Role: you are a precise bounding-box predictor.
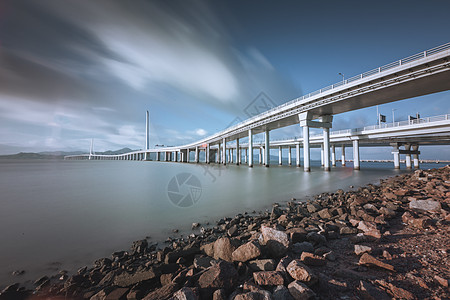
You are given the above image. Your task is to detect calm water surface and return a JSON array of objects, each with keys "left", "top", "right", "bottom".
[{"left": 0, "top": 159, "right": 447, "bottom": 287}]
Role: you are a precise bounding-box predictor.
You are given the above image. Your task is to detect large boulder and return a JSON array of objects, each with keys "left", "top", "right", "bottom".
[
  {"left": 288, "top": 281, "right": 316, "bottom": 299},
  {"left": 286, "top": 260, "right": 317, "bottom": 284},
  {"left": 261, "top": 225, "right": 290, "bottom": 257},
  {"left": 409, "top": 199, "right": 442, "bottom": 212},
  {"left": 214, "top": 237, "right": 238, "bottom": 262},
  {"left": 232, "top": 241, "right": 261, "bottom": 262},
  {"left": 198, "top": 261, "right": 238, "bottom": 297}
]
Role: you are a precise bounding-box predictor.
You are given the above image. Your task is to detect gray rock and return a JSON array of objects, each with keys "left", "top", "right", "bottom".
[
  {"left": 292, "top": 242, "right": 314, "bottom": 255},
  {"left": 409, "top": 199, "right": 442, "bottom": 212}
]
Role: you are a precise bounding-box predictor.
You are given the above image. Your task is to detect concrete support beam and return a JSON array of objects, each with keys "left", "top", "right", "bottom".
[
  {"left": 352, "top": 140, "right": 360, "bottom": 170},
  {"left": 230, "top": 148, "right": 234, "bottom": 163},
  {"left": 392, "top": 144, "right": 400, "bottom": 169},
  {"left": 259, "top": 148, "right": 262, "bottom": 164},
  {"left": 288, "top": 146, "right": 292, "bottom": 165},
  {"left": 320, "top": 144, "right": 324, "bottom": 166},
  {"left": 303, "top": 126, "right": 310, "bottom": 172},
  {"left": 412, "top": 145, "right": 419, "bottom": 168},
  {"left": 296, "top": 144, "right": 300, "bottom": 167},
  {"left": 236, "top": 139, "right": 240, "bottom": 165},
  {"left": 222, "top": 138, "right": 226, "bottom": 165},
  {"left": 195, "top": 146, "right": 199, "bottom": 163},
  {"left": 248, "top": 129, "right": 253, "bottom": 167},
  {"left": 279, "top": 146, "right": 282, "bottom": 165},
  {"left": 265, "top": 130, "right": 270, "bottom": 167},
  {"left": 331, "top": 144, "right": 336, "bottom": 167},
  {"left": 206, "top": 144, "right": 210, "bottom": 163},
  {"left": 405, "top": 144, "right": 412, "bottom": 169},
  {"left": 341, "top": 145, "right": 346, "bottom": 166},
  {"left": 245, "top": 148, "right": 248, "bottom": 164},
  {"left": 323, "top": 127, "right": 330, "bottom": 171}
]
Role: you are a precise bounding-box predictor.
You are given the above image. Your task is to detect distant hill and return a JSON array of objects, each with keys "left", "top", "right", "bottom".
[{"left": 0, "top": 148, "right": 139, "bottom": 159}]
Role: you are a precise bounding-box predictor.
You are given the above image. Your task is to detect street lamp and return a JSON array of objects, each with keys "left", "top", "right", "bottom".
[{"left": 338, "top": 73, "right": 345, "bottom": 84}]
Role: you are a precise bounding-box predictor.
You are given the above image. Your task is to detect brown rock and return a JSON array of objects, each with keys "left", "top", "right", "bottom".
[
  {"left": 232, "top": 241, "right": 261, "bottom": 262},
  {"left": 143, "top": 283, "right": 179, "bottom": 300},
  {"left": 261, "top": 225, "right": 290, "bottom": 257},
  {"left": 213, "top": 237, "right": 237, "bottom": 262},
  {"left": 201, "top": 242, "right": 215, "bottom": 257},
  {"left": 248, "top": 259, "right": 276, "bottom": 271},
  {"left": 212, "top": 289, "right": 227, "bottom": 300},
  {"left": 114, "top": 268, "right": 158, "bottom": 287},
  {"left": 409, "top": 199, "right": 442, "bottom": 212},
  {"left": 173, "top": 287, "right": 198, "bottom": 300},
  {"left": 318, "top": 208, "right": 332, "bottom": 219},
  {"left": 300, "top": 252, "right": 326, "bottom": 266},
  {"left": 357, "top": 221, "right": 381, "bottom": 239},
  {"left": 253, "top": 271, "right": 284, "bottom": 286},
  {"left": 105, "top": 288, "right": 129, "bottom": 300},
  {"left": 357, "top": 280, "right": 390, "bottom": 300},
  {"left": 287, "top": 228, "right": 308, "bottom": 243},
  {"left": 382, "top": 282, "right": 414, "bottom": 300},
  {"left": 287, "top": 281, "right": 316, "bottom": 299},
  {"left": 286, "top": 260, "right": 317, "bottom": 284},
  {"left": 198, "top": 261, "right": 237, "bottom": 296},
  {"left": 359, "top": 253, "right": 395, "bottom": 272},
  {"left": 434, "top": 275, "right": 449, "bottom": 287},
  {"left": 354, "top": 245, "right": 372, "bottom": 256}
]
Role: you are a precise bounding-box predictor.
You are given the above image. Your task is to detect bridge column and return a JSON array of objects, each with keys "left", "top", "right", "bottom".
[
  {"left": 156, "top": 152, "right": 160, "bottom": 161},
  {"left": 331, "top": 144, "right": 336, "bottom": 167},
  {"left": 391, "top": 144, "right": 400, "bottom": 169},
  {"left": 195, "top": 147, "right": 199, "bottom": 163},
  {"left": 296, "top": 143, "right": 301, "bottom": 167},
  {"left": 405, "top": 144, "right": 412, "bottom": 169},
  {"left": 352, "top": 139, "right": 360, "bottom": 170},
  {"left": 265, "top": 130, "right": 270, "bottom": 167},
  {"left": 279, "top": 146, "right": 282, "bottom": 165},
  {"left": 259, "top": 148, "right": 262, "bottom": 164},
  {"left": 303, "top": 126, "right": 310, "bottom": 172},
  {"left": 245, "top": 148, "right": 248, "bottom": 164},
  {"left": 412, "top": 145, "right": 420, "bottom": 168},
  {"left": 222, "top": 138, "right": 226, "bottom": 165},
  {"left": 230, "top": 148, "right": 233, "bottom": 163},
  {"left": 323, "top": 127, "right": 330, "bottom": 171},
  {"left": 288, "top": 146, "right": 292, "bottom": 165},
  {"left": 248, "top": 129, "right": 253, "bottom": 167},
  {"left": 174, "top": 151, "right": 178, "bottom": 162},
  {"left": 206, "top": 144, "right": 210, "bottom": 163},
  {"left": 320, "top": 144, "right": 324, "bottom": 166},
  {"left": 236, "top": 139, "right": 240, "bottom": 165},
  {"left": 341, "top": 145, "right": 346, "bottom": 166},
  {"left": 217, "top": 144, "right": 220, "bottom": 163}
]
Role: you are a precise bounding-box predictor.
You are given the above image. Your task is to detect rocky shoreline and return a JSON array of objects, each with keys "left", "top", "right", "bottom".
[{"left": 1, "top": 166, "right": 449, "bottom": 300}]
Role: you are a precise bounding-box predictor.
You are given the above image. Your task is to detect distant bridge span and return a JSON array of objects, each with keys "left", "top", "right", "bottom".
[{"left": 66, "top": 43, "right": 450, "bottom": 170}]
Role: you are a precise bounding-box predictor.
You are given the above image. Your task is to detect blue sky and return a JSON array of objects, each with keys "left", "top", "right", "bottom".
[{"left": 0, "top": 0, "right": 449, "bottom": 157}]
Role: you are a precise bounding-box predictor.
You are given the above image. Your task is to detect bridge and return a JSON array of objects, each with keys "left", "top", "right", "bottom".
[{"left": 65, "top": 43, "right": 450, "bottom": 170}]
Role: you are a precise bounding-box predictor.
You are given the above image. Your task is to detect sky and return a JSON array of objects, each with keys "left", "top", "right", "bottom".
[{"left": 0, "top": 0, "right": 449, "bottom": 157}]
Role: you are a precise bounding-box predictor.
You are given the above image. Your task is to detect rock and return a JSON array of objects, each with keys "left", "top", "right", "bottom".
[
  {"left": 194, "top": 256, "right": 213, "bottom": 269},
  {"left": 213, "top": 237, "right": 237, "bottom": 262},
  {"left": 434, "top": 275, "right": 449, "bottom": 287},
  {"left": 318, "top": 208, "right": 332, "bottom": 219},
  {"left": 130, "top": 239, "right": 148, "bottom": 255},
  {"left": 287, "top": 281, "right": 316, "bottom": 299},
  {"left": 228, "top": 225, "right": 239, "bottom": 237},
  {"left": 173, "top": 287, "right": 199, "bottom": 300},
  {"left": 143, "top": 283, "right": 179, "bottom": 300},
  {"left": 324, "top": 251, "right": 336, "bottom": 261},
  {"left": 291, "top": 242, "right": 314, "bottom": 255},
  {"left": 275, "top": 256, "right": 293, "bottom": 275},
  {"left": 409, "top": 199, "right": 442, "bottom": 212},
  {"left": 271, "top": 206, "right": 283, "bottom": 219},
  {"left": 286, "top": 260, "right": 317, "bottom": 284},
  {"left": 354, "top": 245, "right": 372, "bottom": 256},
  {"left": 305, "top": 232, "right": 326, "bottom": 246},
  {"left": 234, "top": 291, "right": 271, "bottom": 300},
  {"left": 192, "top": 222, "right": 200, "bottom": 229},
  {"left": 379, "top": 281, "right": 415, "bottom": 300},
  {"left": 359, "top": 253, "right": 395, "bottom": 272},
  {"left": 198, "top": 261, "right": 237, "bottom": 297},
  {"left": 201, "top": 242, "right": 215, "bottom": 257},
  {"left": 11, "top": 270, "right": 25, "bottom": 276},
  {"left": 253, "top": 271, "right": 284, "bottom": 286},
  {"left": 105, "top": 287, "right": 129, "bottom": 300},
  {"left": 232, "top": 241, "right": 261, "bottom": 262},
  {"left": 357, "top": 221, "right": 381, "bottom": 239},
  {"left": 114, "top": 268, "right": 158, "bottom": 287},
  {"left": 340, "top": 226, "right": 358, "bottom": 235},
  {"left": 160, "top": 273, "right": 174, "bottom": 286},
  {"left": 212, "top": 289, "right": 227, "bottom": 300},
  {"left": 300, "top": 252, "right": 326, "bottom": 266},
  {"left": 261, "top": 225, "right": 290, "bottom": 257},
  {"left": 357, "top": 280, "right": 390, "bottom": 300},
  {"left": 287, "top": 228, "right": 308, "bottom": 243},
  {"left": 248, "top": 259, "right": 276, "bottom": 271},
  {"left": 165, "top": 246, "right": 200, "bottom": 264},
  {"left": 273, "top": 285, "right": 294, "bottom": 300}
]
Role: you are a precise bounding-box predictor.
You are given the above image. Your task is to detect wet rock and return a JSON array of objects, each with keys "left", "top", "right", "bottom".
[
  {"left": 248, "top": 259, "right": 276, "bottom": 271},
  {"left": 273, "top": 285, "right": 294, "bottom": 300},
  {"left": 300, "top": 252, "right": 326, "bottom": 266},
  {"left": 173, "top": 287, "right": 199, "bottom": 300},
  {"left": 291, "top": 242, "right": 314, "bottom": 255},
  {"left": 354, "top": 245, "right": 372, "bottom": 256},
  {"left": 192, "top": 222, "right": 200, "bottom": 229},
  {"left": 143, "top": 283, "right": 179, "bottom": 300},
  {"left": 359, "top": 253, "right": 395, "bottom": 272},
  {"left": 130, "top": 239, "right": 148, "bottom": 255},
  {"left": 198, "top": 261, "right": 237, "bottom": 297},
  {"left": 114, "top": 268, "right": 158, "bottom": 287},
  {"left": 287, "top": 281, "right": 316, "bottom": 299},
  {"left": 357, "top": 280, "right": 390, "bottom": 300},
  {"left": 213, "top": 237, "right": 237, "bottom": 262},
  {"left": 11, "top": 270, "right": 25, "bottom": 276},
  {"left": 286, "top": 260, "right": 317, "bottom": 284},
  {"left": 253, "top": 271, "right": 284, "bottom": 286},
  {"left": 165, "top": 245, "right": 200, "bottom": 264},
  {"left": 228, "top": 225, "right": 239, "bottom": 237},
  {"left": 212, "top": 289, "right": 227, "bottom": 300},
  {"left": 409, "top": 199, "right": 442, "bottom": 212},
  {"left": 232, "top": 241, "right": 261, "bottom": 262}
]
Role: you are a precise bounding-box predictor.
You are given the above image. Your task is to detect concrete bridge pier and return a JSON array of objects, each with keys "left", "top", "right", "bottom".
[
  {"left": 352, "top": 139, "right": 360, "bottom": 170},
  {"left": 279, "top": 146, "right": 282, "bottom": 165},
  {"left": 296, "top": 143, "right": 301, "bottom": 167},
  {"left": 230, "top": 148, "right": 234, "bottom": 163},
  {"left": 391, "top": 143, "right": 400, "bottom": 169},
  {"left": 236, "top": 139, "right": 240, "bottom": 165},
  {"left": 288, "top": 146, "right": 292, "bottom": 165},
  {"left": 245, "top": 148, "right": 248, "bottom": 164},
  {"left": 320, "top": 144, "right": 324, "bottom": 166},
  {"left": 331, "top": 145, "right": 336, "bottom": 167},
  {"left": 195, "top": 147, "right": 199, "bottom": 163},
  {"left": 341, "top": 145, "right": 346, "bottom": 166},
  {"left": 248, "top": 129, "right": 253, "bottom": 167},
  {"left": 323, "top": 126, "right": 331, "bottom": 171},
  {"left": 303, "top": 126, "right": 310, "bottom": 172},
  {"left": 180, "top": 149, "right": 187, "bottom": 162},
  {"left": 405, "top": 144, "right": 412, "bottom": 169},
  {"left": 156, "top": 152, "right": 160, "bottom": 161},
  {"left": 259, "top": 148, "right": 262, "bottom": 164},
  {"left": 412, "top": 145, "right": 420, "bottom": 168},
  {"left": 265, "top": 130, "right": 270, "bottom": 167},
  {"left": 222, "top": 138, "right": 227, "bottom": 165}
]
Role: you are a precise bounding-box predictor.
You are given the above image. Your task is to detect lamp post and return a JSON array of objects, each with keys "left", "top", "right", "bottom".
[{"left": 338, "top": 72, "right": 345, "bottom": 84}]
